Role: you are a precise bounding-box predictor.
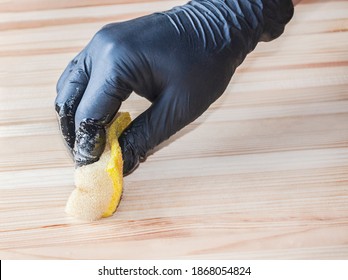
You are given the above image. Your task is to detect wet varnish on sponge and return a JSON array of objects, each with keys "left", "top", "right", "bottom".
[{"left": 65, "top": 112, "right": 131, "bottom": 221}]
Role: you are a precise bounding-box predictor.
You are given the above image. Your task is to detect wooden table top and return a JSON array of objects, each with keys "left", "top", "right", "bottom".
[{"left": 0, "top": 0, "right": 347, "bottom": 259}]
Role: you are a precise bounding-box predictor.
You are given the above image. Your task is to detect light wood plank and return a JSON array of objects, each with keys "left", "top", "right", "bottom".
[{"left": 0, "top": 0, "right": 347, "bottom": 259}]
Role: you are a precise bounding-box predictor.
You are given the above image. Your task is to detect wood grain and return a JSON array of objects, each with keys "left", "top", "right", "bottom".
[{"left": 0, "top": 0, "right": 347, "bottom": 259}]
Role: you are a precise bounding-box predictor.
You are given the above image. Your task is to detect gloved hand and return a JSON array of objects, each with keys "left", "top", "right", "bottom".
[{"left": 55, "top": 0, "right": 294, "bottom": 175}]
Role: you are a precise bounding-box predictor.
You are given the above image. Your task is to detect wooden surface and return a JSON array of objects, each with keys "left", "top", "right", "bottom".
[{"left": 0, "top": 0, "right": 348, "bottom": 260}]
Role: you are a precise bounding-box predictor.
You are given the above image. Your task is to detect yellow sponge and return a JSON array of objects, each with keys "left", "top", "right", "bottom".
[{"left": 65, "top": 112, "right": 131, "bottom": 221}]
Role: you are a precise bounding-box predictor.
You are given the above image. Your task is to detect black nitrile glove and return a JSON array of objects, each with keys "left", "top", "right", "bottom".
[{"left": 55, "top": 0, "right": 294, "bottom": 175}]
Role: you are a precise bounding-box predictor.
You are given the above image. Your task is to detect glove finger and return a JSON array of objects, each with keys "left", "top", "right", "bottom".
[
  {"left": 119, "top": 87, "right": 205, "bottom": 175},
  {"left": 55, "top": 68, "right": 88, "bottom": 154},
  {"left": 74, "top": 72, "right": 132, "bottom": 166},
  {"left": 56, "top": 53, "right": 81, "bottom": 94}
]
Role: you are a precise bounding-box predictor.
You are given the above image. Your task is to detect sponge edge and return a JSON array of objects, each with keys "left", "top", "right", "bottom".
[
  {"left": 65, "top": 112, "right": 131, "bottom": 221},
  {"left": 103, "top": 112, "right": 131, "bottom": 217},
  {"left": 65, "top": 152, "right": 113, "bottom": 221}
]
